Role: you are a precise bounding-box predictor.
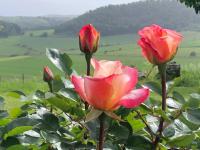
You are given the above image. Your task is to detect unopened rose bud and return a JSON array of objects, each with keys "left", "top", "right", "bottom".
[
  {"left": 43, "top": 66, "right": 54, "bottom": 82},
  {"left": 79, "top": 24, "right": 100, "bottom": 54}
]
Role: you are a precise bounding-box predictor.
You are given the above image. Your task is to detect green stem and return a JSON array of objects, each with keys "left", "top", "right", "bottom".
[
  {"left": 48, "top": 81, "right": 53, "bottom": 113},
  {"left": 153, "top": 64, "right": 167, "bottom": 149},
  {"left": 84, "top": 53, "right": 92, "bottom": 110},
  {"left": 97, "top": 113, "right": 105, "bottom": 150},
  {"left": 85, "top": 53, "right": 92, "bottom": 76}
]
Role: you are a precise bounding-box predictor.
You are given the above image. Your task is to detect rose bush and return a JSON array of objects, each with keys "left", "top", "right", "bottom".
[{"left": 1, "top": 24, "right": 200, "bottom": 150}]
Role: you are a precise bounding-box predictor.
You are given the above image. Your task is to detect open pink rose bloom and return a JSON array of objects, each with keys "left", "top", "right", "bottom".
[{"left": 71, "top": 58, "right": 149, "bottom": 111}]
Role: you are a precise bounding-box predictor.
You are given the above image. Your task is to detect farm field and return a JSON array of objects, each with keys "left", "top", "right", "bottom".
[{"left": 0, "top": 30, "right": 200, "bottom": 94}]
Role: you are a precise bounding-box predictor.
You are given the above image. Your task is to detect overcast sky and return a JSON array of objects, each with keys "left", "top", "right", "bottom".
[{"left": 0, "top": 0, "right": 139, "bottom": 16}]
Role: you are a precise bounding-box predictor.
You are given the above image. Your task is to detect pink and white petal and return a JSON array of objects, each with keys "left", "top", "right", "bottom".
[
  {"left": 114, "top": 66, "right": 138, "bottom": 95},
  {"left": 105, "top": 67, "right": 138, "bottom": 109},
  {"left": 91, "top": 58, "right": 123, "bottom": 77},
  {"left": 71, "top": 75, "right": 87, "bottom": 101},
  {"left": 138, "top": 38, "right": 157, "bottom": 64},
  {"left": 119, "top": 88, "right": 150, "bottom": 108},
  {"left": 84, "top": 75, "right": 115, "bottom": 110}
]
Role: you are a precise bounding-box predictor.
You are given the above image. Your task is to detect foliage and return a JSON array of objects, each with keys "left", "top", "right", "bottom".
[
  {"left": 178, "top": 0, "right": 200, "bottom": 13},
  {"left": 0, "top": 21, "right": 23, "bottom": 38},
  {"left": 0, "top": 47, "right": 200, "bottom": 149}
]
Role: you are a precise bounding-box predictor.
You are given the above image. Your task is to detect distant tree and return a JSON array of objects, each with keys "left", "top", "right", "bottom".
[
  {"left": 178, "top": 0, "right": 200, "bottom": 13},
  {"left": 0, "top": 21, "right": 23, "bottom": 38},
  {"left": 29, "top": 33, "right": 34, "bottom": 37},
  {"left": 40, "top": 32, "right": 48, "bottom": 38}
]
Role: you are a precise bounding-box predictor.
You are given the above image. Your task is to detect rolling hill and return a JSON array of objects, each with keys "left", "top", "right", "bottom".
[
  {"left": 55, "top": 0, "right": 200, "bottom": 36},
  {"left": 0, "top": 15, "right": 75, "bottom": 31}
]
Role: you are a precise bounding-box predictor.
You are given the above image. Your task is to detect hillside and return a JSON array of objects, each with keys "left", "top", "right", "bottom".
[
  {"left": 0, "top": 21, "right": 23, "bottom": 37},
  {"left": 0, "top": 15, "right": 75, "bottom": 31},
  {"left": 55, "top": 0, "right": 200, "bottom": 36}
]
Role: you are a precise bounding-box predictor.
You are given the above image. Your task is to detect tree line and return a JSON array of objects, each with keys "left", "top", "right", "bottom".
[
  {"left": 0, "top": 21, "right": 23, "bottom": 38},
  {"left": 55, "top": 0, "right": 200, "bottom": 36}
]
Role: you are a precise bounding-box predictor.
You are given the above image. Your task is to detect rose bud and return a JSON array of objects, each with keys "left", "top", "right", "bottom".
[
  {"left": 138, "top": 24, "right": 182, "bottom": 65},
  {"left": 43, "top": 66, "right": 54, "bottom": 82},
  {"left": 79, "top": 24, "right": 100, "bottom": 54}
]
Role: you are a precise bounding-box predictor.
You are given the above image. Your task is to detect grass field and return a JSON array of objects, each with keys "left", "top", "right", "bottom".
[{"left": 0, "top": 29, "right": 200, "bottom": 94}]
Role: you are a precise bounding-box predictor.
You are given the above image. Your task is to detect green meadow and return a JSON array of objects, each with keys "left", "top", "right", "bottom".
[{"left": 0, "top": 30, "right": 200, "bottom": 94}]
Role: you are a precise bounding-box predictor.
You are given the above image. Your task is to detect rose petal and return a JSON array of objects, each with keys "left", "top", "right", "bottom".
[
  {"left": 71, "top": 75, "right": 87, "bottom": 101},
  {"left": 91, "top": 58, "right": 123, "bottom": 77},
  {"left": 84, "top": 66, "right": 138, "bottom": 110},
  {"left": 84, "top": 75, "right": 115, "bottom": 110},
  {"left": 138, "top": 38, "right": 161, "bottom": 64},
  {"left": 79, "top": 24, "right": 100, "bottom": 53},
  {"left": 119, "top": 88, "right": 150, "bottom": 108}
]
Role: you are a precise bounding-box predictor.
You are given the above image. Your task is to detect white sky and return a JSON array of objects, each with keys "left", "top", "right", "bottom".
[{"left": 0, "top": 0, "right": 139, "bottom": 16}]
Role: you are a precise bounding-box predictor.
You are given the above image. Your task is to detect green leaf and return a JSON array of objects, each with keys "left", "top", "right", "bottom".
[
  {"left": 158, "top": 143, "right": 168, "bottom": 150},
  {"left": 153, "top": 108, "right": 170, "bottom": 122},
  {"left": 1, "top": 137, "right": 20, "bottom": 148},
  {"left": 46, "top": 94, "right": 84, "bottom": 118},
  {"left": 166, "top": 98, "right": 181, "bottom": 109},
  {"left": 172, "top": 91, "right": 185, "bottom": 103},
  {"left": 143, "top": 81, "right": 162, "bottom": 96},
  {"left": 7, "top": 145, "right": 27, "bottom": 150},
  {"left": 46, "top": 48, "right": 73, "bottom": 75},
  {"left": 174, "top": 120, "right": 190, "bottom": 134},
  {"left": 125, "top": 134, "right": 153, "bottom": 149},
  {"left": 8, "top": 107, "right": 22, "bottom": 119},
  {"left": 167, "top": 134, "right": 195, "bottom": 147},
  {"left": 60, "top": 141, "right": 94, "bottom": 149},
  {"left": 108, "top": 122, "right": 130, "bottom": 140},
  {"left": 4, "top": 97, "right": 24, "bottom": 119},
  {"left": 7, "top": 91, "right": 26, "bottom": 99},
  {"left": 61, "top": 77, "right": 74, "bottom": 88},
  {"left": 0, "top": 96, "right": 5, "bottom": 109},
  {"left": 18, "top": 131, "right": 41, "bottom": 145},
  {"left": 2, "top": 117, "right": 38, "bottom": 139},
  {"left": 183, "top": 108, "right": 200, "bottom": 125},
  {"left": 58, "top": 88, "right": 79, "bottom": 102},
  {"left": 85, "top": 119, "right": 99, "bottom": 140},
  {"left": 52, "top": 75, "right": 65, "bottom": 92},
  {"left": 33, "top": 90, "right": 45, "bottom": 99},
  {"left": 0, "top": 118, "right": 11, "bottom": 126},
  {"left": 179, "top": 115, "right": 199, "bottom": 130},
  {"left": 126, "top": 112, "right": 145, "bottom": 132},
  {"left": 40, "top": 131, "right": 61, "bottom": 144},
  {"left": 38, "top": 113, "right": 59, "bottom": 131},
  {"left": 184, "top": 93, "right": 200, "bottom": 109},
  {"left": 0, "top": 110, "right": 8, "bottom": 119},
  {"left": 138, "top": 103, "right": 152, "bottom": 113},
  {"left": 163, "top": 125, "right": 175, "bottom": 138},
  {"left": 4, "top": 126, "right": 33, "bottom": 139}
]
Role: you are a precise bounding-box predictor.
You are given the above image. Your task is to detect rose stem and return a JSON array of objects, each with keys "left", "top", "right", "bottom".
[
  {"left": 84, "top": 53, "right": 92, "bottom": 110},
  {"left": 97, "top": 113, "right": 105, "bottom": 150},
  {"left": 154, "top": 64, "right": 167, "bottom": 148},
  {"left": 48, "top": 80, "right": 53, "bottom": 113}
]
